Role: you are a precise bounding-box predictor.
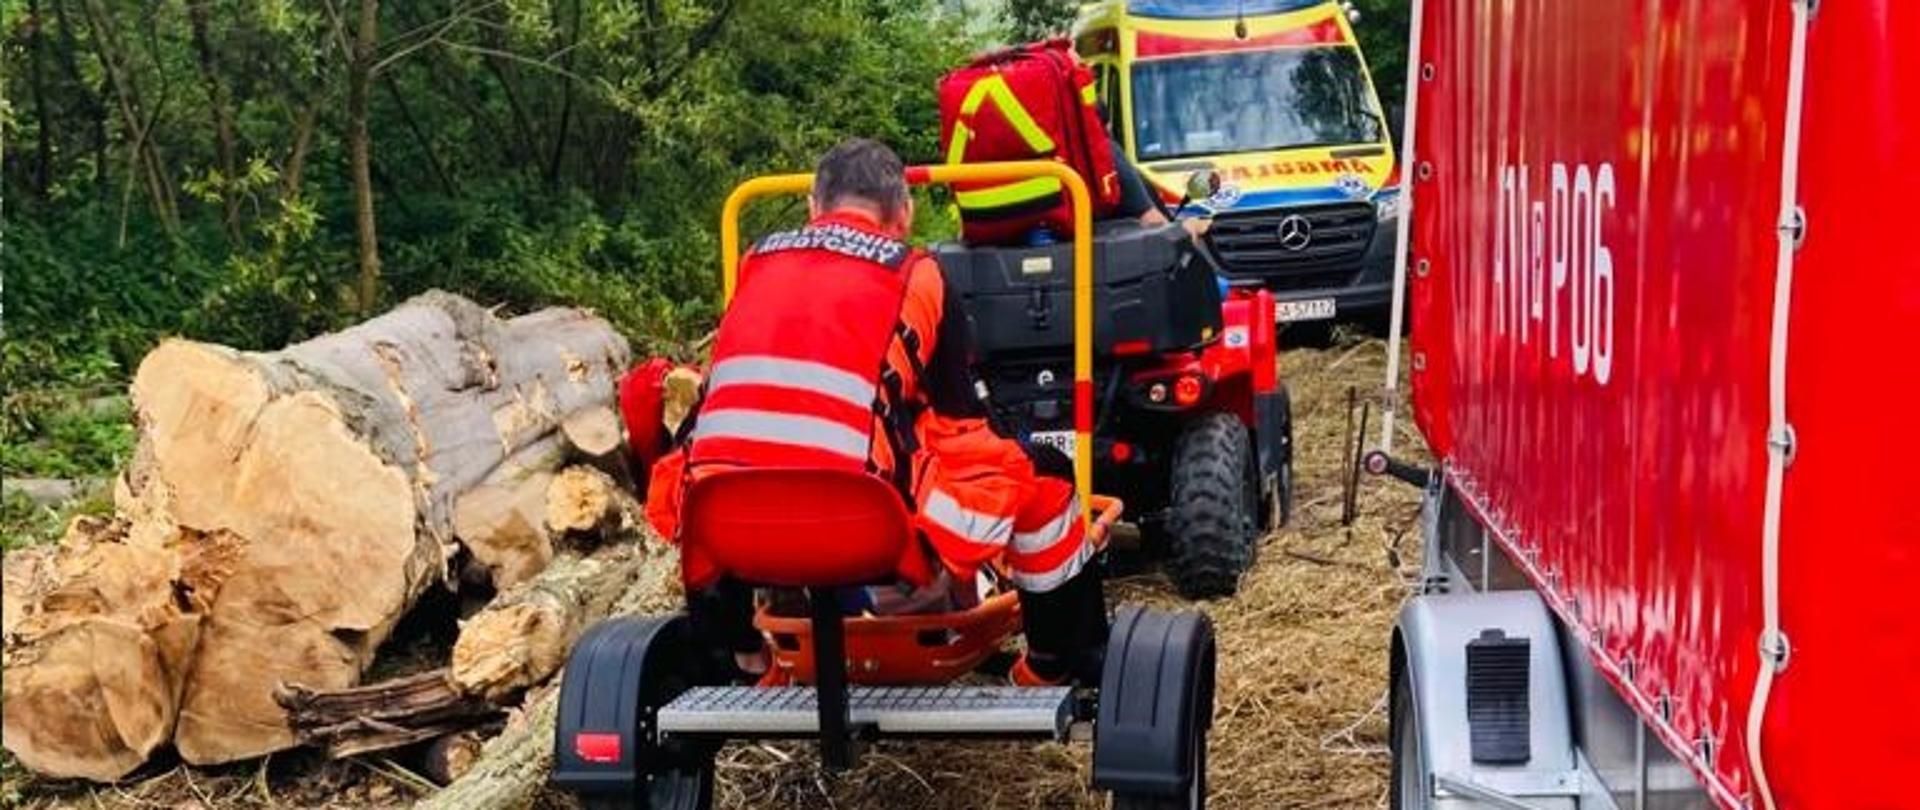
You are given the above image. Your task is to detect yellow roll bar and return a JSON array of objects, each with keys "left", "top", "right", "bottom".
[{"left": 719, "top": 161, "right": 1096, "bottom": 511}]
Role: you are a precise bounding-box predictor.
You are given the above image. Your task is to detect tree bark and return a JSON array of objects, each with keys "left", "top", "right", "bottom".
[
  {"left": 348, "top": 0, "right": 381, "bottom": 313},
  {"left": 103, "top": 292, "right": 628, "bottom": 766},
  {"left": 274, "top": 669, "right": 499, "bottom": 759}
]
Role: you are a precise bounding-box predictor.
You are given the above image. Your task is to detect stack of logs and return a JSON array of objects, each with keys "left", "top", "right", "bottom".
[{"left": 0, "top": 291, "right": 692, "bottom": 791}]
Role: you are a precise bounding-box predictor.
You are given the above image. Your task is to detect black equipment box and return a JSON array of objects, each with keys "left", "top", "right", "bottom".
[{"left": 933, "top": 222, "right": 1223, "bottom": 359}]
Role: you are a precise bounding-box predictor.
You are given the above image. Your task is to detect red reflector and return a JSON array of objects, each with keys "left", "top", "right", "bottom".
[
  {"left": 1112, "top": 339, "right": 1152, "bottom": 356},
  {"left": 575, "top": 732, "right": 622, "bottom": 764},
  {"left": 1174, "top": 375, "right": 1204, "bottom": 406},
  {"left": 1110, "top": 441, "right": 1135, "bottom": 463}
]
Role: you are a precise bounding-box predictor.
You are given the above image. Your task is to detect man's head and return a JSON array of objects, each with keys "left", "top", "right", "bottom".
[{"left": 810, "top": 138, "right": 913, "bottom": 234}]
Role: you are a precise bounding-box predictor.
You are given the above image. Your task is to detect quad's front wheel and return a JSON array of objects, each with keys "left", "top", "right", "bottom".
[{"left": 1163, "top": 413, "right": 1260, "bottom": 599}]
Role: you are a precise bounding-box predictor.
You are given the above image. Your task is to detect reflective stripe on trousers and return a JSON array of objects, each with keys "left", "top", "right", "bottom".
[
  {"left": 1006, "top": 485, "right": 1091, "bottom": 594},
  {"left": 921, "top": 488, "right": 1015, "bottom": 548}
]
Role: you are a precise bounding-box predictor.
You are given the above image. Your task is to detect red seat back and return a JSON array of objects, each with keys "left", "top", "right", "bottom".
[{"left": 681, "top": 469, "right": 923, "bottom": 589}]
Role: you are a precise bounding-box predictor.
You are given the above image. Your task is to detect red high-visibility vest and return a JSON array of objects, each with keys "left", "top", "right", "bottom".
[{"left": 686, "top": 214, "right": 916, "bottom": 476}]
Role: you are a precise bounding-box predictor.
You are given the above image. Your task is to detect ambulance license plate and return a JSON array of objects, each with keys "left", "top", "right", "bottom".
[
  {"left": 1028, "top": 430, "right": 1077, "bottom": 458},
  {"left": 1276, "top": 297, "right": 1337, "bottom": 323}
]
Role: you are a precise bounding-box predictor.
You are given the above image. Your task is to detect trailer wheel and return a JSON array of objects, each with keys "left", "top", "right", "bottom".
[
  {"left": 1164, "top": 413, "right": 1259, "bottom": 599},
  {"left": 1094, "top": 607, "right": 1214, "bottom": 810},
  {"left": 1110, "top": 740, "right": 1206, "bottom": 810},
  {"left": 1389, "top": 656, "right": 1429, "bottom": 810}
]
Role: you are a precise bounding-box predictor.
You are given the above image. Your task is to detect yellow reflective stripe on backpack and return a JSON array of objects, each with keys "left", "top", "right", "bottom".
[
  {"left": 945, "top": 74, "right": 1057, "bottom": 166},
  {"left": 954, "top": 175, "right": 1064, "bottom": 211}
]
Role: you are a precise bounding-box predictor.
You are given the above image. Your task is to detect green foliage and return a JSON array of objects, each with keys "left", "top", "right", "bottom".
[
  {"left": 1349, "top": 0, "right": 1411, "bottom": 122},
  {"left": 1004, "top": 0, "right": 1079, "bottom": 40},
  {"left": 1, "top": 0, "right": 991, "bottom": 489}
]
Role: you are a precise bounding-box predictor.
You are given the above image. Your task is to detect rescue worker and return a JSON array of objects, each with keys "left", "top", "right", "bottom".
[{"left": 645, "top": 138, "right": 1109, "bottom": 687}]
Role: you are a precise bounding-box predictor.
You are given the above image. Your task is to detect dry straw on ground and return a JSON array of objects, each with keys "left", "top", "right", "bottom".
[
  {"left": 2, "top": 336, "right": 1429, "bottom": 809},
  {"left": 695, "top": 337, "right": 1430, "bottom": 810}
]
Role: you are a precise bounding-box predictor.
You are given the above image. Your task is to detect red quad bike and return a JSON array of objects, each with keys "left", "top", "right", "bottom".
[
  {"left": 554, "top": 164, "right": 1218, "bottom": 810},
  {"left": 936, "top": 178, "right": 1292, "bottom": 599}
]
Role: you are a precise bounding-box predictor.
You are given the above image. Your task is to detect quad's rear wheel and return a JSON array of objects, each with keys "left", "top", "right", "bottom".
[{"left": 1163, "top": 413, "right": 1259, "bottom": 599}]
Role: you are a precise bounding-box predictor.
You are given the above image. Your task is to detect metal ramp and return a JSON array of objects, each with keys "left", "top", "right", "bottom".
[{"left": 657, "top": 685, "right": 1073, "bottom": 737}]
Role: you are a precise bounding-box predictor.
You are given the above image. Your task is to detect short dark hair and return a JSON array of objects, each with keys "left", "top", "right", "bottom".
[{"left": 812, "top": 138, "right": 908, "bottom": 214}]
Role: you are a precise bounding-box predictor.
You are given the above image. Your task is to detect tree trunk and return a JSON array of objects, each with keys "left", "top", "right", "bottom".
[
  {"left": 348, "top": 0, "right": 381, "bottom": 313},
  {"left": 101, "top": 291, "right": 629, "bottom": 766},
  {"left": 418, "top": 541, "right": 685, "bottom": 810},
  {"left": 448, "top": 540, "right": 652, "bottom": 702},
  {"left": 27, "top": 0, "right": 54, "bottom": 199},
  {"left": 185, "top": 0, "right": 241, "bottom": 240}
]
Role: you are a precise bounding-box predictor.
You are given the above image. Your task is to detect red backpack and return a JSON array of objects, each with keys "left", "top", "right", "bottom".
[{"left": 938, "top": 39, "right": 1121, "bottom": 245}]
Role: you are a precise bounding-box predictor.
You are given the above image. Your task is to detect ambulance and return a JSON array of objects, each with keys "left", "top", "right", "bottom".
[{"left": 1073, "top": 0, "right": 1399, "bottom": 323}]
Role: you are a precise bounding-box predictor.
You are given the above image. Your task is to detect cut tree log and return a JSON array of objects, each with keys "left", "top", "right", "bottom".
[
  {"left": 559, "top": 404, "right": 633, "bottom": 485},
  {"left": 449, "top": 540, "right": 649, "bottom": 702},
  {"left": 452, "top": 436, "right": 565, "bottom": 591},
  {"left": 274, "top": 669, "right": 499, "bottom": 759},
  {"left": 544, "top": 466, "right": 640, "bottom": 544},
  {"left": 418, "top": 538, "right": 685, "bottom": 810},
  {"left": 101, "top": 291, "right": 629, "bottom": 767},
  {"left": 1, "top": 517, "right": 238, "bottom": 781}
]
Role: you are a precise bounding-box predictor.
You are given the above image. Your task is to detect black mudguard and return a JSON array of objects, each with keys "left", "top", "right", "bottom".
[
  {"left": 1092, "top": 605, "right": 1217, "bottom": 797},
  {"left": 551, "top": 614, "right": 697, "bottom": 797}
]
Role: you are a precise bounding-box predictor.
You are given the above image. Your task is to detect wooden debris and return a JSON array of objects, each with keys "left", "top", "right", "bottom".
[{"left": 274, "top": 669, "right": 499, "bottom": 760}]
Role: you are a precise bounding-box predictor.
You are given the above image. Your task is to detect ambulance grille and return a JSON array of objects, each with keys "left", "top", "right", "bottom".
[{"left": 1206, "top": 202, "right": 1376, "bottom": 286}]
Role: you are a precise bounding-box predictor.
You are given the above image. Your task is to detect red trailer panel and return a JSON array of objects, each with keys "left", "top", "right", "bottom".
[{"left": 1404, "top": 1, "right": 1920, "bottom": 806}]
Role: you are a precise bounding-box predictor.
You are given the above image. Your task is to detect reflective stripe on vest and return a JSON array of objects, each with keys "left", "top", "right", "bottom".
[
  {"left": 690, "top": 409, "right": 870, "bottom": 462},
  {"left": 688, "top": 214, "right": 915, "bottom": 476},
  {"left": 922, "top": 488, "right": 1014, "bottom": 547},
  {"left": 708, "top": 355, "right": 876, "bottom": 412}
]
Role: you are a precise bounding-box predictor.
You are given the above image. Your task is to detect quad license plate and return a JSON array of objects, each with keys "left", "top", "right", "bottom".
[
  {"left": 1276, "top": 297, "right": 1337, "bottom": 323},
  {"left": 1028, "top": 430, "right": 1076, "bottom": 458}
]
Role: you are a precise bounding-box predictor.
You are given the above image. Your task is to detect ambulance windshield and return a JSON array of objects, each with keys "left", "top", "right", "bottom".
[{"left": 1130, "top": 46, "right": 1383, "bottom": 161}]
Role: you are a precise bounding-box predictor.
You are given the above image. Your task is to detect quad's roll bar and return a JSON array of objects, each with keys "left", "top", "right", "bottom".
[{"left": 719, "top": 161, "right": 1096, "bottom": 514}]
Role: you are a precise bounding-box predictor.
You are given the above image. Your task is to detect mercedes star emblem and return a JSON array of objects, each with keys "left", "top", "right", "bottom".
[{"left": 1276, "top": 214, "right": 1314, "bottom": 251}]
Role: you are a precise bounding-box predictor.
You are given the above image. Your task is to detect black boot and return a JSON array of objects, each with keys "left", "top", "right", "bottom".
[
  {"left": 685, "top": 578, "right": 765, "bottom": 683},
  {"left": 1015, "top": 564, "right": 1110, "bottom": 686}
]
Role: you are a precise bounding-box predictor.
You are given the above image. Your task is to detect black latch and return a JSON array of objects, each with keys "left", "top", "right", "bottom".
[
  {"left": 1026, "top": 285, "right": 1051, "bottom": 330},
  {"left": 1465, "top": 628, "right": 1530, "bottom": 764}
]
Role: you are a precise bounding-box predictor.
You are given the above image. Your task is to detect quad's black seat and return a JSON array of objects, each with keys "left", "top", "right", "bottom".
[{"left": 933, "top": 221, "right": 1224, "bottom": 360}]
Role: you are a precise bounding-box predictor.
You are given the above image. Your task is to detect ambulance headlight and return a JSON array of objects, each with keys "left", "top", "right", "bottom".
[{"left": 1374, "top": 193, "right": 1402, "bottom": 221}]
